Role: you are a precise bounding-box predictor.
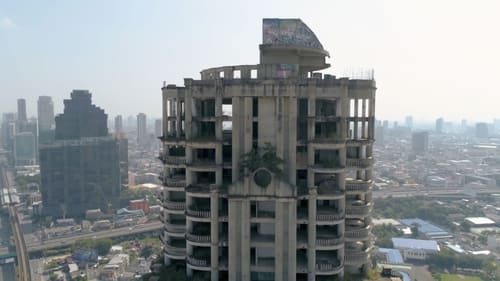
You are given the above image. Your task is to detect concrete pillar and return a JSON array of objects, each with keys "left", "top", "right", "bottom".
[
  {"left": 185, "top": 91, "right": 193, "bottom": 140},
  {"left": 361, "top": 99, "right": 366, "bottom": 139},
  {"left": 210, "top": 190, "right": 219, "bottom": 281},
  {"left": 275, "top": 201, "right": 284, "bottom": 281},
  {"left": 354, "top": 99, "right": 359, "bottom": 139},
  {"left": 307, "top": 187, "right": 317, "bottom": 281},
  {"left": 228, "top": 199, "right": 250, "bottom": 281}
]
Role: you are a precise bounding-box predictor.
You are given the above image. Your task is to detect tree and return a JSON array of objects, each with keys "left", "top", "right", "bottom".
[
  {"left": 73, "top": 276, "right": 88, "bottom": 281},
  {"left": 48, "top": 272, "right": 58, "bottom": 281},
  {"left": 141, "top": 245, "right": 153, "bottom": 258}
]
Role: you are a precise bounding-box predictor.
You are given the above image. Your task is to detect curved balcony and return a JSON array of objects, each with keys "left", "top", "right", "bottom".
[
  {"left": 346, "top": 202, "right": 372, "bottom": 217},
  {"left": 346, "top": 158, "right": 373, "bottom": 169},
  {"left": 159, "top": 154, "right": 186, "bottom": 166},
  {"left": 159, "top": 134, "right": 186, "bottom": 145},
  {"left": 345, "top": 225, "right": 371, "bottom": 241},
  {"left": 165, "top": 221, "right": 186, "bottom": 237},
  {"left": 311, "top": 163, "right": 345, "bottom": 174},
  {"left": 316, "top": 236, "right": 345, "bottom": 250},
  {"left": 315, "top": 260, "right": 343, "bottom": 275},
  {"left": 316, "top": 209, "right": 345, "bottom": 224},
  {"left": 344, "top": 250, "right": 369, "bottom": 266},
  {"left": 162, "top": 176, "right": 186, "bottom": 191},
  {"left": 345, "top": 179, "right": 371, "bottom": 193},
  {"left": 186, "top": 209, "right": 211, "bottom": 222},
  {"left": 164, "top": 243, "right": 186, "bottom": 259},
  {"left": 187, "top": 256, "right": 211, "bottom": 271},
  {"left": 163, "top": 200, "right": 185, "bottom": 213},
  {"left": 185, "top": 184, "right": 212, "bottom": 198},
  {"left": 317, "top": 188, "right": 345, "bottom": 199},
  {"left": 186, "top": 233, "right": 211, "bottom": 246}
]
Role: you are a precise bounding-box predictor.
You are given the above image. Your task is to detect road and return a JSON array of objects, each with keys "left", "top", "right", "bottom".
[
  {"left": 372, "top": 186, "right": 500, "bottom": 199},
  {"left": 27, "top": 221, "right": 162, "bottom": 253},
  {"left": 0, "top": 164, "right": 16, "bottom": 281},
  {"left": 1, "top": 163, "right": 31, "bottom": 281}
]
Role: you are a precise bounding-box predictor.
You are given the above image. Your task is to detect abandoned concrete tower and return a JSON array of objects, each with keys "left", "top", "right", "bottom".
[{"left": 159, "top": 18, "right": 376, "bottom": 281}]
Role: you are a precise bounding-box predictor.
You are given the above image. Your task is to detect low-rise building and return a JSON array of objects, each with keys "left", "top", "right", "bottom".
[{"left": 392, "top": 238, "right": 440, "bottom": 260}]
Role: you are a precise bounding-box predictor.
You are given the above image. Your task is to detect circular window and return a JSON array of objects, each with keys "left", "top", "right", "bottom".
[{"left": 254, "top": 169, "right": 272, "bottom": 188}]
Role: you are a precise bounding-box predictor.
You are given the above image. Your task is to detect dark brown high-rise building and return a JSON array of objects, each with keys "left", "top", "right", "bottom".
[{"left": 40, "top": 90, "right": 121, "bottom": 218}]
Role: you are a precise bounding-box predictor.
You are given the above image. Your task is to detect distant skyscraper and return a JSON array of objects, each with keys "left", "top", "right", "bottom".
[
  {"left": 382, "top": 120, "right": 389, "bottom": 130},
  {"left": 17, "top": 98, "right": 27, "bottom": 122},
  {"left": 40, "top": 90, "right": 121, "bottom": 218},
  {"left": 55, "top": 90, "right": 108, "bottom": 140},
  {"left": 475, "top": 122, "right": 489, "bottom": 139},
  {"left": 114, "top": 115, "right": 123, "bottom": 136},
  {"left": 405, "top": 116, "right": 413, "bottom": 129},
  {"left": 38, "top": 96, "right": 55, "bottom": 144},
  {"left": 461, "top": 119, "right": 468, "bottom": 132},
  {"left": 154, "top": 119, "right": 162, "bottom": 137},
  {"left": 14, "top": 132, "right": 36, "bottom": 166},
  {"left": 0, "top": 113, "right": 16, "bottom": 151},
  {"left": 435, "top": 118, "right": 444, "bottom": 133},
  {"left": 375, "top": 125, "right": 385, "bottom": 145},
  {"left": 412, "top": 131, "right": 429, "bottom": 155},
  {"left": 37, "top": 96, "right": 55, "bottom": 131},
  {"left": 136, "top": 113, "right": 147, "bottom": 147}
]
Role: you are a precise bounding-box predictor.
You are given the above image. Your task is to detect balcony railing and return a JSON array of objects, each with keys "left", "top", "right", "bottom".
[
  {"left": 186, "top": 233, "right": 211, "bottom": 243},
  {"left": 345, "top": 180, "right": 371, "bottom": 193},
  {"left": 346, "top": 202, "right": 372, "bottom": 216},
  {"left": 316, "top": 236, "right": 344, "bottom": 247},
  {"left": 165, "top": 222, "right": 186, "bottom": 233},
  {"left": 346, "top": 158, "right": 373, "bottom": 168},
  {"left": 163, "top": 200, "right": 185, "bottom": 211},
  {"left": 345, "top": 225, "right": 371, "bottom": 239},
  {"left": 344, "top": 251, "right": 369, "bottom": 265},
  {"left": 164, "top": 244, "right": 186, "bottom": 256},
  {"left": 159, "top": 155, "right": 186, "bottom": 165},
  {"left": 316, "top": 208, "right": 345, "bottom": 222},
  {"left": 165, "top": 177, "right": 186, "bottom": 187},
  {"left": 316, "top": 260, "right": 343, "bottom": 273},
  {"left": 186, "top": 209, "right": 211, "bottom": 218},
  {"left": 187, "top": 256, "right": 210, "bottom": 268}
]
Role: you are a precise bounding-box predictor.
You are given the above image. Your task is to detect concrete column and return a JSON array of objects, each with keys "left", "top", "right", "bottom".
[
  {"left": 287, "top": 200, "right": 297, "bottom": 281},
  {"left": 361, "top": 99, "right": 366, "bottom": 139},
  {"left": 215, "top": 93, "right": 223, "bottom": 141},
  {"left": 228, "top": 199, "right": 250, "bottom": 281},
  {"left": 176, "top": 97, "right": 182, "bottom": 137},
  {"left": 210, "top": 190, "right": 219, "bottom": 281},
  {"left": 185, "top": 91, "right": 193, "bottom": 140},
  {"left": 288, "top": 97, "right": 297, "bottom": 185},
  {"left": 353, "top": 99, "right": 359, "bottom": 139},
  {"left": 307, "top": 188, "right": 317, "bottom": 281},
  {"left": 275, "top": 201, "right": 284, "bottom": 281}
]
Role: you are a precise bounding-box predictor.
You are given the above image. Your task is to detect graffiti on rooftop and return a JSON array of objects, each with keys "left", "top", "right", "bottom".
[{"left": 263, "top": 19, "right": 323, "bottom": 50}]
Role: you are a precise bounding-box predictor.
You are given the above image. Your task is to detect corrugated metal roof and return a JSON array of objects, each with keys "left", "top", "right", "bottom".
[
  {"left": 392, "top": 238, "right": 440, "bottom": 251},
  {"left": 379, "top": 248, "right": 404, "bottom": 264},
  {"left": 400, "top": 218, "right": 449, "bottom": 237}
]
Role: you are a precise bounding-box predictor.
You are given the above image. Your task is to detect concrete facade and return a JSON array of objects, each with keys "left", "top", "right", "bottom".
[{"left": 159, "top": 19, "right": 376, "bottom": 281}]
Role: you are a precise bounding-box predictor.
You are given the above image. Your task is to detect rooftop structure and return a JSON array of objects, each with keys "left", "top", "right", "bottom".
[
  {"left": 392, "top": 238, "right": 440, "bottom": 261},
  {"left": 399, "top": 218, "right": 450, "bottom": 239},
  {"left": 159, "top": 18, "right": 376, "bottom": 281},
  {"left": 465, "top": 217, "right": 496, "bottom": 227},
  {"left": 377, "top": 248, "right": 404, "bottom": 264}
]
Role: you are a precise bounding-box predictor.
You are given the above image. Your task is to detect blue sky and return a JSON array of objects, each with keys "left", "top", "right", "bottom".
[{"left": 1, "top": 0, "right": 499, "bottom": 122}]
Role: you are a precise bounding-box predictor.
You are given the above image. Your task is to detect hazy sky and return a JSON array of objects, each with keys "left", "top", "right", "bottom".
[{"left": 1, "top": 0, "right": 499, "bottom": 123}]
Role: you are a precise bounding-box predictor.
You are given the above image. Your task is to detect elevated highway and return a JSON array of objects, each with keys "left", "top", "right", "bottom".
[{"left": 1, "top": 164, "right": 31, "bottom": 281}]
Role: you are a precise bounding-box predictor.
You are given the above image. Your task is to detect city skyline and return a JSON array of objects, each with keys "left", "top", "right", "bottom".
[{"left": 1, "top": 0, "right": 500, "bottom": 121}]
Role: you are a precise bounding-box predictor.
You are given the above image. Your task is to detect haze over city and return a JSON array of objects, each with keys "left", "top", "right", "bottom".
[{"left": 1, "top": 0, "right": 500, "bottom": 122}]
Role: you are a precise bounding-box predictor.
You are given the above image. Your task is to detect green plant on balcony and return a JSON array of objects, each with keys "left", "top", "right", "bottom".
[{"left": 240, "top": 143, "right": 284, "bottom": 176}]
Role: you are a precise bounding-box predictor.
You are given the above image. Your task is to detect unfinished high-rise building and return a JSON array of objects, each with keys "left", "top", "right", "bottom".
[{"left": 159, "top": 19, "right": 376, "bottom": 281}]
